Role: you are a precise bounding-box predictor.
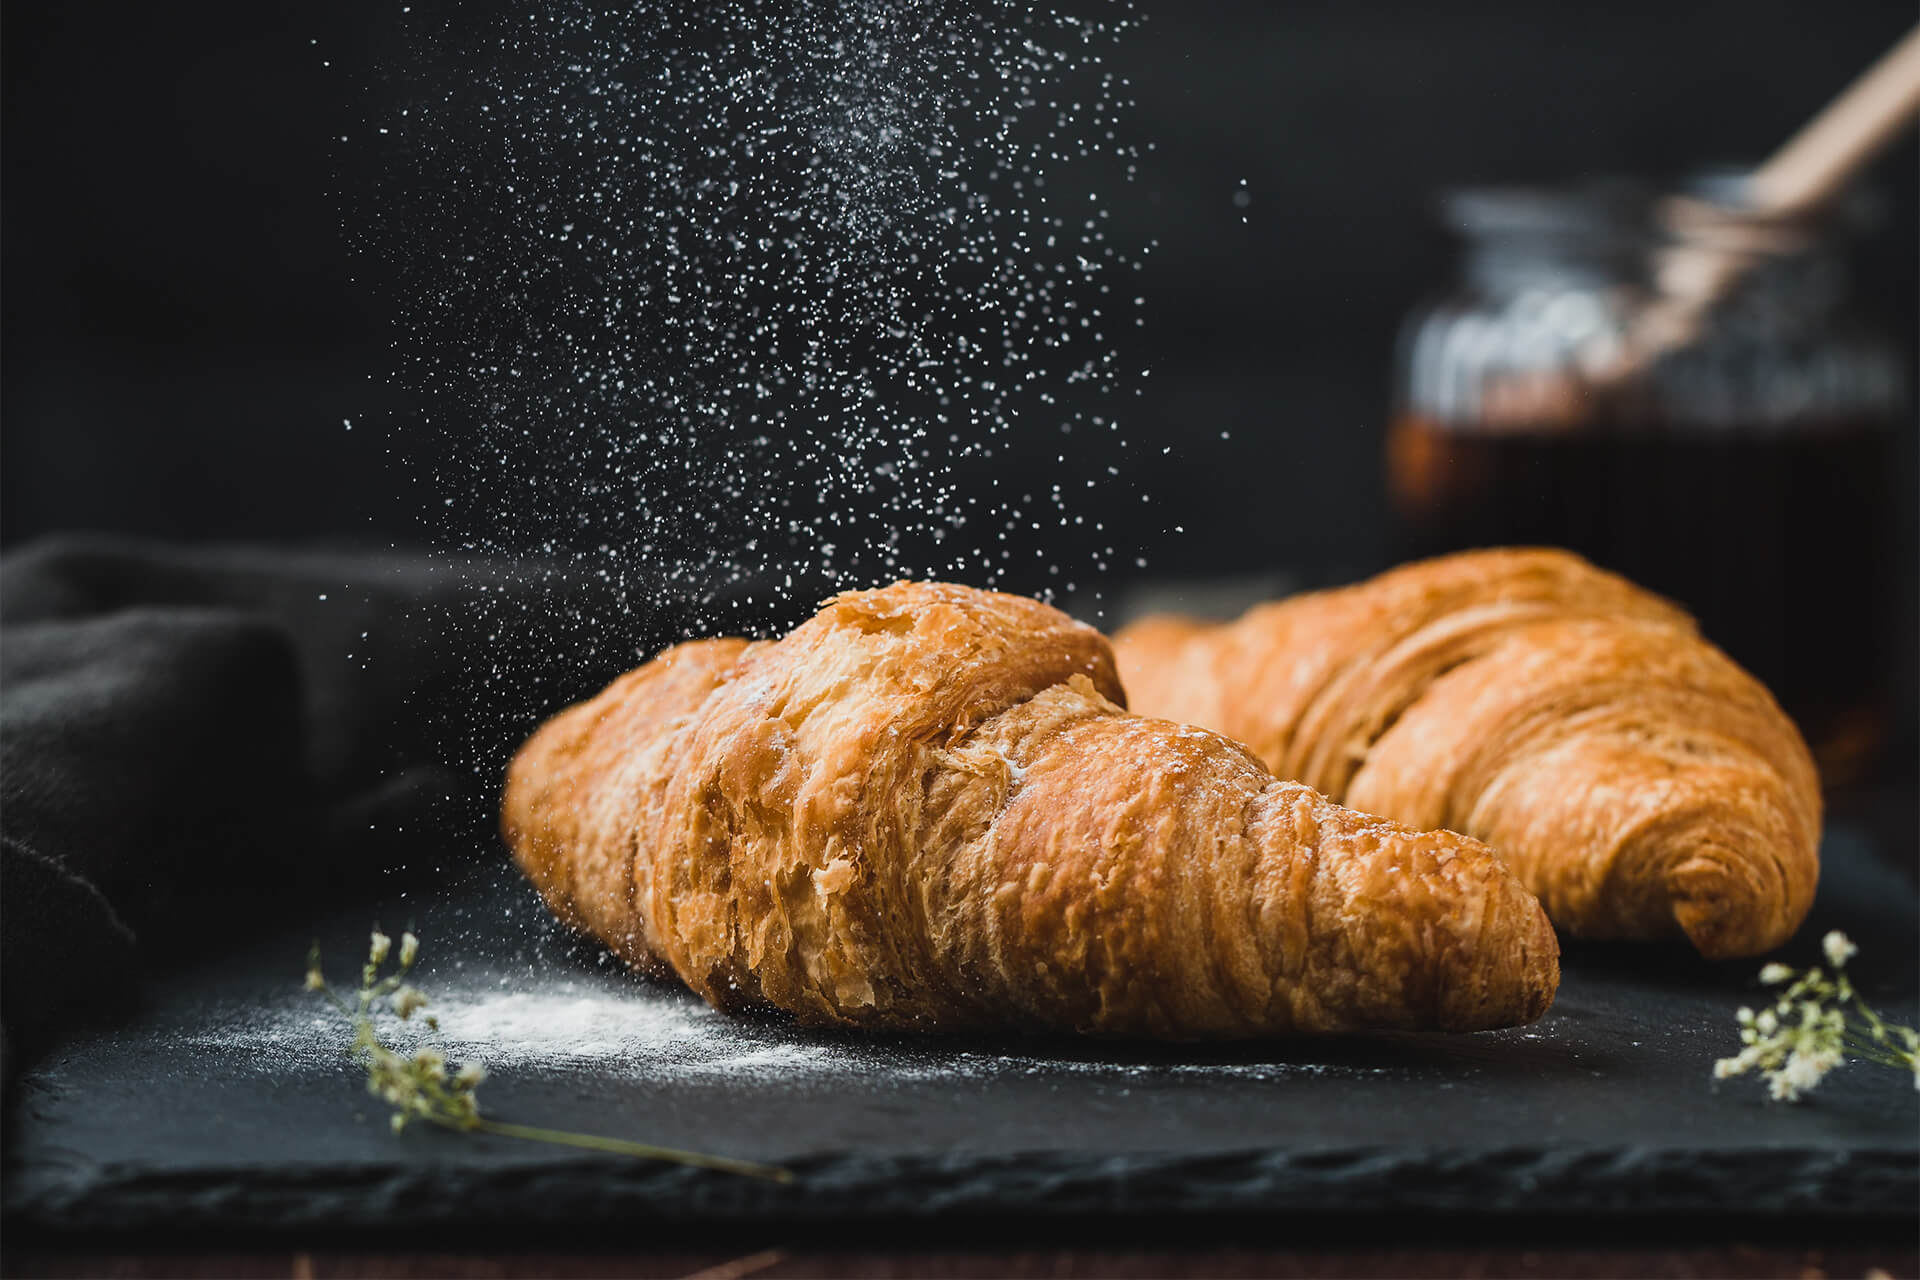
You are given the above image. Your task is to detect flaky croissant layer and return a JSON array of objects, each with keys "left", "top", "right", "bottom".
[
  {"left": 1113, "top": 549, "right": 1822, "bottom": 960},
  {"left": 504, "top": 582, "right": 1558, "bottom": 1037}
]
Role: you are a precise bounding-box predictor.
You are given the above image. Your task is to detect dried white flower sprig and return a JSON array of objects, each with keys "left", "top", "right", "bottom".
[
  {"left": 1714, "top": 930, "right": 1920, "bottom": 1102},
  {"left": 307, "top": 929, "right": 791, "bottom": 1182}
]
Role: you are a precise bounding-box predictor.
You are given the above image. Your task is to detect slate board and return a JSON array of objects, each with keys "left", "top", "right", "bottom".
[{"left": 5, "top": 827, "right": 1915, "bottom": 1237}]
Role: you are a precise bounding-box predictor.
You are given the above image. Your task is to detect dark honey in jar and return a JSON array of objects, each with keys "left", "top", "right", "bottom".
[{"left": 1388, "top": 182, "right": 1907, "bottom": 780}]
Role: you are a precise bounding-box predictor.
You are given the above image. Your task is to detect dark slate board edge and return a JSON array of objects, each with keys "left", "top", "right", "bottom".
[{"left": 8, "top": 1145, "right": 1916, "bottom": 1232}]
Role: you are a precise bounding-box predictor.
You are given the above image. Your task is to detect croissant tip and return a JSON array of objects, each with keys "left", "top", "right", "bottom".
[
  {"left": 1667, "top": 846, "right": 1811, "bottom": 961},
  {"left": 1518, "top": 900, "right": 1561, "bottom": 1024},
  {"left": 1494, "top": 903, "right": 1561, "bottom": 1030},
  {"left": 1426, "top": 888, "right": 1561, "bottom": 1033}
]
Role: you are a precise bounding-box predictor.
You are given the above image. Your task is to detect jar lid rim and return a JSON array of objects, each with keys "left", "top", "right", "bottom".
[
  {"left": 1442, "top": 171, "right": 1881, "bottom": 243},
  {"left": 1440, "top": 180, "right": 1653, "bottom": 244}
]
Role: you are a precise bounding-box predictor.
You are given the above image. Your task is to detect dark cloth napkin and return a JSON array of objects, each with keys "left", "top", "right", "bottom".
[{"left": 0, "top": 534, "right": 763, "bottom": 1079}]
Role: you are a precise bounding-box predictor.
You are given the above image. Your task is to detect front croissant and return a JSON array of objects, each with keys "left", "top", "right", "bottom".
[
  {"left": 1112, "top": 549, "right": 1822, "bottom": 960},
  {"left": 504, "top": 582, "right": 1557, "bottom": 1037}
]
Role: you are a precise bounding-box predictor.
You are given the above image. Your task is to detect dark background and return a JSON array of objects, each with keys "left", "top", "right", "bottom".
[
  {"left": 5, "top": 0, "right": 1915, "bottom": 660},
  {"left": 3, "top": 9, "right": 1917, "bottom": 1269}
]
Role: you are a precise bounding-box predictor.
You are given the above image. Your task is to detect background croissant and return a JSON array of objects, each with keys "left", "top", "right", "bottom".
[
  {"left": 1112, "top": 549, "right": 1822, "bottom": 960},
  {"left": 504, "top": 581, "right": 1558, "bottom": 1038}
]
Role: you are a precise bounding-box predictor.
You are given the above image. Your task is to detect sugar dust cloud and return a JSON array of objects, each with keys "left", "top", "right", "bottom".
[{"left": 362, "top": 0, "right": 1156, "bottom": 642}]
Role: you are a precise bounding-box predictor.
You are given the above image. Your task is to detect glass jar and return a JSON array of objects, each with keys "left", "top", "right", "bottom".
[{"left": 1387, "top": 178, "right": 1908, "bottom": 781}]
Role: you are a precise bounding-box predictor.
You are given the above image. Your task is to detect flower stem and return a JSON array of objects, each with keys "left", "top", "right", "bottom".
[
  {"left": 1841, "top": 1035, "right": 1912, "bottom": 1071},
  {"left": 462, "top": 1118, "right": 793, "bottom": 1182},
  {"left": 1851, "top": 994, "right": 1896, "bottom": 1044}
]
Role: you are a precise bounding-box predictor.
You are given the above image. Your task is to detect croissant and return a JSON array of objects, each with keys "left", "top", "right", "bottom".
[
  {"left": 1112, "top": 549, "right": 1821, "bottom": 960},
  {"left": 503, "top": 582, "right": 1557, "bottom": 1037}
]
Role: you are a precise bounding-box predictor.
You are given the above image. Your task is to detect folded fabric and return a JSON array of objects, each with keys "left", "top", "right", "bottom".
[{"left": 0, "top": 534, "right": 760, "bottom": 1079}]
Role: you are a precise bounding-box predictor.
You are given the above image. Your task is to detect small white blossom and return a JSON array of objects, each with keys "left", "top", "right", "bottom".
[
  {"left": 1768, "top": 1048, "right": 1840, "bottom": 1101},
  {"left": 305, "top": 924, "right": 789, "bottom": 1181},
  {"left": 1716, "top": 940, "right": 1919, "bottom": 1103}
]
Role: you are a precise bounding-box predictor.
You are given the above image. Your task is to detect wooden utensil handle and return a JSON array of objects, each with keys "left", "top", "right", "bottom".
[{"left": 1747, "top": 23, "right": 1920, "bottom": 215}]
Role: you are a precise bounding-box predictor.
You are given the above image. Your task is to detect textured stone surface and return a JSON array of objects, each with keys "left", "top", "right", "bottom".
[{"left": 5, "top": 827, "right": 1914, "bottom": 1234}]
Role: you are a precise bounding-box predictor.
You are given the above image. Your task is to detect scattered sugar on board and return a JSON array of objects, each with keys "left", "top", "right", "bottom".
[{"left": 185, "top": 964, "right": 1383, "bottom": 1089}]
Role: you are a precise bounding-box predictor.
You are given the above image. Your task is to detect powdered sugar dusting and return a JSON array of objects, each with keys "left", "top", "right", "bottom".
[
  {"left": 186, "top": 960, "right": 1391, "bottom": 1089},
  {"left": 428, "top": 988, "right": 712, "bottom": 1063}
]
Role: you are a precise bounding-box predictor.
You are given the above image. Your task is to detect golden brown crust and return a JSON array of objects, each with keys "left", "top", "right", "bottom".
[
  {"left": 1112, "top": 549, "right": 1821, "bottom": 959},
  {"left": 503, "top": 638, "right": 757, "bottom": 973},
  {"left": 503, "top": 581, "right": 1558, "bottom": 1037}
]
